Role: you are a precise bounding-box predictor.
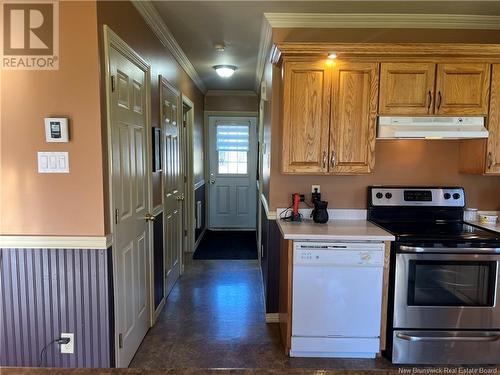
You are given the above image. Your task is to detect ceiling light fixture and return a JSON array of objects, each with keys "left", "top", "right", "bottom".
[
  {"left": 213, "top": 65, "right": 237, "bottom": 78},
  {"left": 328, "top": 52, "right": 338, "bottom": 59}
]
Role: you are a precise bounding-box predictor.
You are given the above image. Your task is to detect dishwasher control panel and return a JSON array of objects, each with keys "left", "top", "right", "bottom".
[{"left": 294, "top": 242, "right": 384, "bottom": 266}]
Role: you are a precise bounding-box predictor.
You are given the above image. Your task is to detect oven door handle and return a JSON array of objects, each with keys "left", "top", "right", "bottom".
[
  {"left": 399, "top": 245, "right": 500, "bottom": 254},
  {"left": 396, "top": 332, "right": 500, "bottom": 343}
]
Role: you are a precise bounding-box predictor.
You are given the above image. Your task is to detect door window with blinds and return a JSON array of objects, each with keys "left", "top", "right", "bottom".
[{"left": 216, "top": 123, "right": 249, "bottom": 174}]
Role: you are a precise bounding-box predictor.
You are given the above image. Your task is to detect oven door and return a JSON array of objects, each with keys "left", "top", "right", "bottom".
[{"left": 394, "top": 250, "right": 500, "bottom": 329}]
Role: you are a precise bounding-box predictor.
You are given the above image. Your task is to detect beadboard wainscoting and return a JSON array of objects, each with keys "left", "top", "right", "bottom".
[
  {"left": 260, "top": 197, "right": 282, "bottom": 315},
  {"left": 0, "top": 248, "right": 113, "bottom": 368}
]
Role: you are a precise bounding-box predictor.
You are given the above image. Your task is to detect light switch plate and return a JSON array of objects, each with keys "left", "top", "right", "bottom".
[{"left": 38, "top": 152, "right": 69, "bottom": 173}]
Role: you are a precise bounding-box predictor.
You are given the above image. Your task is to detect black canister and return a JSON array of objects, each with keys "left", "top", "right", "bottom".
[{"left": 311, "top": 200, "right": 329, "bottom": 223}]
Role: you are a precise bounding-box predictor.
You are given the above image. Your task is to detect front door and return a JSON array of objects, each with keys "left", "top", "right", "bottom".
[
  {"left": 108, "top": 41, "right": 151, "bottom": 367},
  {"left": 208, "top": 116, "right": 257, "bottom": 229},
  {"left": 161, "top": 77, "right": 183, "bottom": 296}
]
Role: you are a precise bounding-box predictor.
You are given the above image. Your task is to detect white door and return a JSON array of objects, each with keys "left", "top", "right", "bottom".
[
  {"left": 109, "top": 43, "right": 151, "bottom": 367},
  {"left": 161, "top": 77, "right": 183, "bottom": 296},
  {"left": 208, "top": 117, "right": 257, "bottom": 229}
]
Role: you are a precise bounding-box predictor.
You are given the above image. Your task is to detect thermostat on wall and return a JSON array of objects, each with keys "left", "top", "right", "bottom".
[{"left": 44, "top": 117, "right": 69, "bottom": 142}]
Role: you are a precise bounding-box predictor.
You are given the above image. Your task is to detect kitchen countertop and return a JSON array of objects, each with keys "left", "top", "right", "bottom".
[
  {"left": 467, "top": 220, "right": 500, "bottom": 234},
  {"left": 466, "top": 211, "right": 500, "bottom": 234},
  {"left": 277, "top": 218, "right": 395, "bottom": 241}
]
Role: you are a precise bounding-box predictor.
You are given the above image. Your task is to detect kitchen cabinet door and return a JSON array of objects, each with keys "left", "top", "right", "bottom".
[
  {"left": 485, "top": 64, "right": 500, "bottom": 174},
  {"left": 435, "top": 63, "right": 490, "bottom": 115},
  {"left": 458, "top": 64, "right": 500, "bottom": 175},
  {"left": 329, "top": 61, "right": 379, "bottom": 174},
  {"left": 282, "top": 60, "right": 331, "bottom": 174},
  {"left": 379, "top": 62, "right": 435, "bottom": 115}
]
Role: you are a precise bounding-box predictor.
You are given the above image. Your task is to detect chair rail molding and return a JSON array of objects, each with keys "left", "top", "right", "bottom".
[
  {"left": 260, "top": 193, "right": 276, "bottom": 220},
  {"left": 131, "top": 0, "right": 206, "bottom": 93},
  {"left": 0, "top": 235, "right": 112, "bottom": 249},
  {"left": 263, "top": 13, "right": 500, "bottom": 30}
]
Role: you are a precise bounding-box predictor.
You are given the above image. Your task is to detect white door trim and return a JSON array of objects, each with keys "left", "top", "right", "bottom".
[
  {"left": 182, "top": 94, "right": 196, "bottom": 256},
  {"left": 102, "top": 25, "right": 153, "bottom": 367}
]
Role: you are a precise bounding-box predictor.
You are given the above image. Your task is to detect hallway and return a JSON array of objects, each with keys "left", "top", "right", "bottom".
[{"left": 129, "top": 259, "right": 394, "bottom": 370}]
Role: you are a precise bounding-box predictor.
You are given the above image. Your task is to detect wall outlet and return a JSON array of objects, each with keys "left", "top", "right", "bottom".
[
  {"left": 60, "top": 333, "right": 74, "bottom": 354},
  {"left": 312, "top": 185, "right": 321, "bottom": 193}
]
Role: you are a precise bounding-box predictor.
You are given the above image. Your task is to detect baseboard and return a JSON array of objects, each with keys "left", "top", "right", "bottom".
[{"left": 265, "top": 313, "right": 280, "bottom": 323}]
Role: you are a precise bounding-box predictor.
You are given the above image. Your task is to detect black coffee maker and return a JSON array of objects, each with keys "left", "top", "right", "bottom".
[{"left": 311, "top": 200, "right": 329, "bottom": 223}]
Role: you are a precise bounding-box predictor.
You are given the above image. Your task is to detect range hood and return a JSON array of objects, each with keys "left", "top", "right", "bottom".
[{"left": 377, "top": 116, "right": 488, "bottom": 139}]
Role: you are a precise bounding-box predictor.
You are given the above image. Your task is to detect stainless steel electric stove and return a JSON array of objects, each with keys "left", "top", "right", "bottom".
[{"left": 368, "top": 186, "right": 500, "bottom": 365}]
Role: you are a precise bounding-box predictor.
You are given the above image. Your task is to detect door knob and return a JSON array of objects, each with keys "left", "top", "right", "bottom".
[
  {"left": 209, "top": 173, "right": 216, "bottom": 184},
  {"left": 144, "top": 213, "right": 155, "bottom": 222},
  {"left": 176, "top": 194, "right": 185, "bottom": 201}
]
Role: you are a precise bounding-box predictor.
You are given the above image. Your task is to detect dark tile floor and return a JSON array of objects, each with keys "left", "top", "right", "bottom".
[
  {"left": 3, "top": 261, "right": 499, "bottom": 374},
  {"left": 129, "top": 258, "right": 394, "bottom": 370}
]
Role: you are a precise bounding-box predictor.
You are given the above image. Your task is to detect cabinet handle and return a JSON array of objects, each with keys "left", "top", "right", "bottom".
[
  {"left": 488, "top": 152, "right": 494, "bottom": 170},
  {"left": 437, "top": 91, "right": 442, "bottom": 110},
  {"left": 330, "top": 150, "right": 337, "bottom": 167},
  {"left": 322, "top": 151, "right": 327, "bottom": 169},
  {"left": 427, "top": 91, "right": 432, "bottom": 111}
]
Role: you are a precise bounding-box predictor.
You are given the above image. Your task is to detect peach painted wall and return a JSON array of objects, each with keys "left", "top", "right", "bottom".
[
  {"left": 1, "top": 2, "right": 105, "bottom": 236},
  {"left": 266, "top": 28, "right": 500, "bottom": 211},
  {"left": 270, "top": 140, "right": 500, "bottom": 210}
]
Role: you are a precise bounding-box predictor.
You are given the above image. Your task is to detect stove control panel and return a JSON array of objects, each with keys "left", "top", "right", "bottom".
[{"left": 370, "top": 187, "right": 465, "bottom": 207}]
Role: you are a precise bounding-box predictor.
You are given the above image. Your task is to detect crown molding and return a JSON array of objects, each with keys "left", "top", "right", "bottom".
[
  {"left": 273, "top": 42, "right": 500, "bottom": 59},
  {"left": 254, "top": 17, "right": 273, "bottom": 92},
  {"left": 264, "top": 13, "right": 500, "bottom": 30},
  {"left": 132, "top": 0, "right": 206, "bottom": 93},
  {"left": 205, "top": 90, "right": 257, "bottom": 97}
]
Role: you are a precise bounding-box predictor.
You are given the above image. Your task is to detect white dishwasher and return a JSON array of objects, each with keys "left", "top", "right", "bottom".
[{"left": 291, "top": 241, "right": 385, "bottom": 358}]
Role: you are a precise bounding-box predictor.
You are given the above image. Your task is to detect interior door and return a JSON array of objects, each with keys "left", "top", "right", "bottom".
[
  {"left": 281, "top": 59, "right": 331, "bottom": 174},
  {"left": 109, "top": 45, "right": 150, "bottom": 367},
  {"left": 379, "top": 62, "right": 436, "bottom": 115},
  {"left": 208, "top": 117, "right": 257, "bottom": 229},
  {"left": 435, "top": 62, "right": 490, "bottom": 115},
  {"left": 161, "top": 77, "right": 183, "bottom": 296},
  {"left": 330, "top": 61, "right": 379, "bottom": 174}
]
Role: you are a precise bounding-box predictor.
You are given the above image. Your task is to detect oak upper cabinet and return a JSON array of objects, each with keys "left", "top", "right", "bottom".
[
  {"left": 379, "top": 62, "right": 491, "bottom": 116},
  {"left": 459, "top": 64, "right": 500, "bottom": 175},
  {"left": 282, "top": 59, "right": 331, "bottom": 173},
  {"left": 330, "top": 61, "right": 379, "bottom": 174},
  {"left": 379, "top": 62, "right": 435, "bottom": 115},
  {"left": 435, "top": 63, "right": 491, "bottom": 115},
  {"left": 487, "top": 65, "right": 500, "bottom": 174}
]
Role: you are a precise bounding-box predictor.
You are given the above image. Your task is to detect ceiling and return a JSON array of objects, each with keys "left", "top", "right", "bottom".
[{"left": 152, "top": 1, "right": 500, "bottom": 92}]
